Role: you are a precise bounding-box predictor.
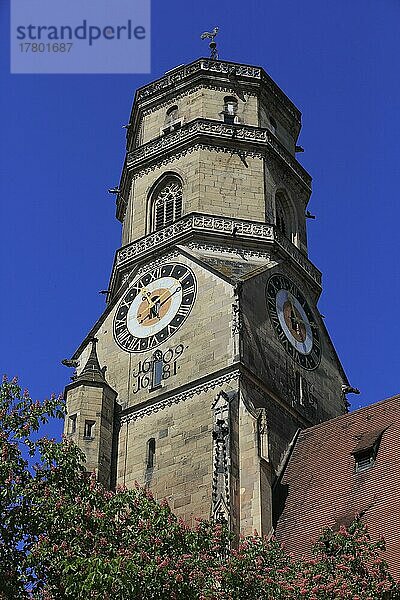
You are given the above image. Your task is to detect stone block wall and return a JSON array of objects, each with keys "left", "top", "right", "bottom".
[
  {"left": 117, "top": 382, "right": 238, "bottom": 526},
  {"left": 240, "top": 266, "right": 346, "bottom": 426},
  {"left": 122, "top": 148, "right": 266, "bottom": 245},
  {"left": 140, "top": 87, "right": 259, "bottom": 146}
]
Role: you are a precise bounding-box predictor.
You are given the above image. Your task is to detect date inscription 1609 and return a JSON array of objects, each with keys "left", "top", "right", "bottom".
[{"left": 131, "top": 344, "right": 186, "bottom": 394}]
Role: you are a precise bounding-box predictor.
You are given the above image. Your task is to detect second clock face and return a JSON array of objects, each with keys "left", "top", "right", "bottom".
[
  {"left": 114, "top": 263, "right": 197, "bottom": 352},
  {"left": 266, "top": 274, "right": 321, "bottom": 370}
]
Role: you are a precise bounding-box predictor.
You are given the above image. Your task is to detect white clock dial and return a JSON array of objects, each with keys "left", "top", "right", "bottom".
[
  {"left": 127, "top": 276, "right": 183, "bottom": 338},
  {"left": 113, "top": 263, "right": 197, "bottom": 353},
  {"left": 266, "top": 274, "right": 321, "bottom": 370},
  {"left": 276, "top": 289, "right": 313, "bottom": 355}
]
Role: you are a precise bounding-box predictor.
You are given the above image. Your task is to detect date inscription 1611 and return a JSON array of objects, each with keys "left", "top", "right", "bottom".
[{"left": 114, "top": 263, "right": 197, "bottom": 353}]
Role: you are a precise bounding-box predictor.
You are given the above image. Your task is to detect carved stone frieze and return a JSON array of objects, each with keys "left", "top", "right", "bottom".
[
  {"left": 186, "top": 242, "right": 272, "bottom": 259},
  {"left": 134, "top": 59, "right": 299, "bottom": 125},
  {"left": 113, "top": 214, "right": 321, "bottom": 288},
  {"left": 117, "top": 215, "right": 273, "bottom": 265},
  {"left": 136, "top": 59, "right": 261, "bottom": 103},
  {"left": 130, "top": 143, "right": 202, "bottom": 182},
  {"left": 120, "top": 369, "right": 240, "bottom": 424},
  {"left": 125, "top": 119, "right": 311, "bottom": 191},
  {"left": 141, "top": 84, "right": 204, "bottom": 116}
]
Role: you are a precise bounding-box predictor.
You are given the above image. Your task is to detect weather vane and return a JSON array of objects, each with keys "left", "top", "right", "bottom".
[{"left": 200, "top": 26, "right": 219, "bottom": 60}]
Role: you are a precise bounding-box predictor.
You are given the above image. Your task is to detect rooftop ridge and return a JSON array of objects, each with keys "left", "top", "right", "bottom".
[{"left": 300, "top": 393, "right": 400, "bottom": 437}]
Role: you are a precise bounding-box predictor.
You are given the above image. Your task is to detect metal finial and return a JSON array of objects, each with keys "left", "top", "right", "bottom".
[{"left": 200, "top": 26, "right": 219, "bottom": 60}]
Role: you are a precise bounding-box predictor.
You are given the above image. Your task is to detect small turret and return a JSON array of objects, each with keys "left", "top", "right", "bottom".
[{"left": 63, "top": 338, "right": 117, "bottom": 488}]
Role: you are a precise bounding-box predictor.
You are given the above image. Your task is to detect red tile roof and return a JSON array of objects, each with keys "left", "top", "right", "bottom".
[{"left": 274, "top": 394, "right": 400, "bottom": 579}]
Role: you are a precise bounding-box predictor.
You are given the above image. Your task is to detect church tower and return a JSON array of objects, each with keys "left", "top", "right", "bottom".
[{"left": 64, "top": 57, "right": 348, "bottom": 536}]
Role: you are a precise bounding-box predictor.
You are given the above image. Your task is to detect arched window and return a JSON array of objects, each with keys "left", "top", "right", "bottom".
[
  {"left": 275, "top": 194, "right": 288, "bottom": 237},
  {"left": 222, "top": 96, "right": 238, "bottom": 124},
  {"left": 162, "top": 105, "right": 182, "bottom": 134},
  {"left": 146, "top": 438, "right": 156, "bottom": 470},
  {"left": 151, "top": 176, "right": 183, "bottom": 231},
  {"left": 275, "top": 191, "right": 297, "bottom": 245},
  {"left": 269, "top": 115, "right": 277, "bottom": 134}
]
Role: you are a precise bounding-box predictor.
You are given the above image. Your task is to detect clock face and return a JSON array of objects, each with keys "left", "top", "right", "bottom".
[
  {"left": 114, "top": 263, "right": 197, "bottom": 352},
  {"left": 266, "top": 274, "right": 321, "bottom": 370}
]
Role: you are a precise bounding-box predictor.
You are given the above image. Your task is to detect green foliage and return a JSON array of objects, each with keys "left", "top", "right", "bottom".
[{"left": 1, "top": 377, "right": 399, "bottom": 599}]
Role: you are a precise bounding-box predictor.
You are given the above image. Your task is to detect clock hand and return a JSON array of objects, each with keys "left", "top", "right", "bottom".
[
  {"left": 287, "top": 293, "right": 300, "bottom": 333},
  {"left": 157, "top": 286, "right": 181, "bottom": 309},
  {"left": 140, "top": 288, "right": 151, "bottom": 304},
  {"left": 138, "top": 286, "right": 182, "bottom": 323},
  {"left": 138, "top": 286, "right": 174, "bottom": 319},
  {"left": 286, "top": 293, "right": 312, "bottom": 338}
]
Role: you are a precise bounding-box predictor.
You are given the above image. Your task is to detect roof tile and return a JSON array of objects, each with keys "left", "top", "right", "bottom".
[{"left": 275, "top": 394, "right": 400, "bottom": 579}]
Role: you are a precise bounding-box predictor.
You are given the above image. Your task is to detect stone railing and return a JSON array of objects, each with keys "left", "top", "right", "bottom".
[
  {"left": 115, "top": 213, "right": 321, "bottom": 287},
  {"left": 136, "top": 59, "right": 262, "bottom": 102},
  {"left": 274, "top": 228, "right": 321, "bottom": 286},
  {"left": 126, "top": 118, "right": 311, "bottom": 190},
  {"left": 134, "top": 59, "right": 299, "bottom": 122}
]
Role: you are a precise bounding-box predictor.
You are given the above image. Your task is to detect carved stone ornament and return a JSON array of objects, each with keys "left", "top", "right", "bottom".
[
  {"left": 257, "top": 408, "right": 269, "bottom": 461},
  {"left": 136, "top": 59, "right": 262, "bottom": 103},
  {"left": 117, "top": 214, "right": 273, "bottom": 267},
  {"left": 111, "top": 214, "right": 321, "bottom": 296},
  {"left": 232, "top": 297, "right": 242, "bottom": 335},
  {"left": 134, "top": 59, "right": 299, "bottom": 125},
  {"left": 211, "top": 390, "right": 234, "bottom": 525},
  {"left": 120, "top": 369, "right": 240, "bottom": 425},
  {"left": 140, "top": 83, "right": 257, "bottom": 119},
  {"left": 125, "top": 119, "right": 311, "bottom": 191}
]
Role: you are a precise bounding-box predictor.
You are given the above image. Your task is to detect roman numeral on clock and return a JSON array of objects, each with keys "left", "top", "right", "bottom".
[
  {"left": 267, "top": 273, "right": 321, "bottom": 370},
  {"left": 113, "top": 262, "right": 197, "bottom": 353},
  {"left": 117, "top": 328, "right": 133, "bottom": 347},
  {"left": 127, "top": 337, "right": 141, "bottom": 352},
  {"left": 146, "top": 267, "right": 163, "bottom": 284}
]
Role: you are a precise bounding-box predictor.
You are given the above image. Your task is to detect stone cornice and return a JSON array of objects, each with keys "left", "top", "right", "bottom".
[
  {"left": 108, "top": 213, "right": 321, "bottom": 297},
  {"left": 126, "top": 119, "right": 310, "bottom": 187},
  {"left": 136, "top": 60, "right": 261, "bottom": 101},
  {"left": 120, "top": 368, "right": 241, "bottom": 424},
  {"left": 116, "top": 118, "right": 311, "bottom": 221},
  {"left": 134, "top": 59, "right": 301, "bottom": 122}
]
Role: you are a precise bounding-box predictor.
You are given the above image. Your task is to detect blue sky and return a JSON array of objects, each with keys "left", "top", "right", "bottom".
[{"left": 1, "top": 0, "right": 399, "bottom": 441}]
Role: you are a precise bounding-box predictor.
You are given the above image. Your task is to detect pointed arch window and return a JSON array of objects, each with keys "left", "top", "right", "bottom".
[
  {"left": 275, "top": 190, "right": 300, "bottom": 247},
  {"left": 269, "top": 115, "right": 277, "bottom": 134},
  {"left": 275, "top": 193, "right": 289, "bottom": 238},
  {"left": 152, "top": 176, "right": 183, "bottom": 231}
]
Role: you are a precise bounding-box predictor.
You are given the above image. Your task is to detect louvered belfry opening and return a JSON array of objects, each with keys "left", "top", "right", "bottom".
[{"left": 153, "top": 177, "right": 183, "bottom": 231}]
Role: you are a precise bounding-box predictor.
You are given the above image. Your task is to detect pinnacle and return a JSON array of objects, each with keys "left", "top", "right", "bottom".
[{"left": 76, "top": 338, "right": 106, "bottom": 384}]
